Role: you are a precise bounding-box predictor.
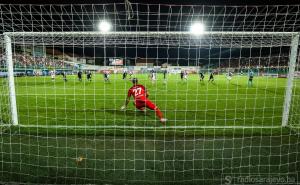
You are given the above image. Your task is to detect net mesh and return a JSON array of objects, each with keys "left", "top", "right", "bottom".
[
  {"left": 0, "top": 3, "right": 299, "bottom": 185},
  {"left": 6, "top": 32, "right": 295, "bottom": 47}
]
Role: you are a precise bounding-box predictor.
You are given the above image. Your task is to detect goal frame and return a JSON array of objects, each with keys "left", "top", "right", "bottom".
[{"left": 3, "top": 31, "right": 299, "bottom": 128}]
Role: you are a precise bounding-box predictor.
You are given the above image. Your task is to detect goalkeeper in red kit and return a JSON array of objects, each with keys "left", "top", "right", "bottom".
[{"left": 121, "top": 78, "right": 167, "bottom": 123}]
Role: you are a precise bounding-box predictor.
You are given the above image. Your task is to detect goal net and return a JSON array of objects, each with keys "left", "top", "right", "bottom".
[{"left": 0, "top": 3, "right": 299, "bottom": 185}]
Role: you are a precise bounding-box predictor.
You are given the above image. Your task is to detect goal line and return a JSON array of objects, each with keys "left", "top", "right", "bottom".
[{"left": 0, "top": 124, "right": 283, "bottom": 129}]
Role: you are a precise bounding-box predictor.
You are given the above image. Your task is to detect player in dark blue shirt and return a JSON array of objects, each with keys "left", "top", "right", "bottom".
[
  {"left": 248, "top": 71, "right": 254, "bottom": 87},
  {"left": 104, "top": 71, "right": 110, "bottom": 82},
  {"left": 87, "top": 71, "right": 92, "bottom": 82},
  {"left": 62, "top": 72, "right": 67, "bottom": 82},
  {"left": 122, "top": 70, "right": 127, "bottom": 80},
  {"left": 199, "top": 72, "right": 204, "bottom": 81},
  {"left": 208, "top": 72, "right": 214, "bottom": 83},
  {"left": 163, "top": 70, "right": 167, "bottom": 84},
  {"left": 77, "top": 71, "right": 82, "bottom": 82}
]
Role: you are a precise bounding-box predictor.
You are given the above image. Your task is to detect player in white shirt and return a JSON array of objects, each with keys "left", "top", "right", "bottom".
[
  {"left": 183, "top": 70, "right": 188, "bottom": 81},
  {"left": 226, "top": 71, "right": 233, "bottom": 81},
  {"left": 128, "top": 71, "right": 133, "bottom": 80},
  {"left": 151, "top": 70, "right": 156, "bottom": 84},
  {"left": 50, "top": 70, "right": 55, "bottom": 81}
]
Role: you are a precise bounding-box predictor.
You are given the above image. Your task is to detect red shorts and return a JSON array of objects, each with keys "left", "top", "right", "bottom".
[{"left": 134, "top": 99, "right": 157, "bottom": 110}]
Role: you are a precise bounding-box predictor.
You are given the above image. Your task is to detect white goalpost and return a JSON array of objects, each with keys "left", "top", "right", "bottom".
[
  {"left": 4, "top": 35, "right": 18, "bottom": 126},
  {"left": 282, "top": 34, "right": 299, "bottom": 127}
]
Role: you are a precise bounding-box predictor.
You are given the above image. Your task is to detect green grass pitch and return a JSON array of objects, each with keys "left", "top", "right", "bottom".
[
  {"left": 0, "top": 73, "right": 299, "bottom": 184},
  {"left": 13, "top": 74, "right": 290, "bottom": 128}
]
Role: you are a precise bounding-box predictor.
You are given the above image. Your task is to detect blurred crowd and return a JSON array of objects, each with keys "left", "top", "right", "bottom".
[
  {"left": 0, "top": 53, "right": 296, "bottom": 71},
  {"left": 0, "top": 54, "right": 73, "bottom": 69},
  {"left": 214, "top": 55, "right": 290, "bottom": 69}
]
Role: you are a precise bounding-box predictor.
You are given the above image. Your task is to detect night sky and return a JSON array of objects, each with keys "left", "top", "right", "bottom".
[{"left": 1, "top": 0, "right": 298, "bottom": 65}]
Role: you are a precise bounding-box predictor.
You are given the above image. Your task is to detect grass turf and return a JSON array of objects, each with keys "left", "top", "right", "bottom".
[
  {"left": 11, "top": 74, "right": 292, "bottom": 128},
  {"left": 0, "top": 133, "right": 299, "bottom": 185},
  {"left": 0, "top": 73, "right": 299, "bottom": 184}
]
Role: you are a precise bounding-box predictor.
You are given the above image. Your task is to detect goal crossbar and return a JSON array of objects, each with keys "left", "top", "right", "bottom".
[{"left": 4, "top": 31, "right": 298, "bottom": 37}]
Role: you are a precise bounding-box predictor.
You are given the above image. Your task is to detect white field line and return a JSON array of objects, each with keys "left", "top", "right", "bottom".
[{"left": 0, "top": 124, "right": 284, "bottom": 129}]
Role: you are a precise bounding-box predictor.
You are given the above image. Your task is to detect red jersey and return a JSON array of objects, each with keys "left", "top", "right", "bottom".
[{"left": 127, "top": 85, "right": 148, "bottom": 100}]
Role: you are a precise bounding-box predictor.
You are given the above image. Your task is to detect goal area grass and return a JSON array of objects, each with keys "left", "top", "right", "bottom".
[{"left": 0, "top": 132, "right": 299, "bottom": 184}]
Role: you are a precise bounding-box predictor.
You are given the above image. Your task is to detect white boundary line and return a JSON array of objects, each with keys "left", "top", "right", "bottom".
[{"left": 0, "top": 124, "right": 284, "bottom": 129}]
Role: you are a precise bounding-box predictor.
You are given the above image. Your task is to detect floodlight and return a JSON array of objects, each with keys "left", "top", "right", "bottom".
[
  {"left": 98, "top": 20, "right": 112, "bottom": 32},
  {"left": 190, "top": 22, "right": 205, "bottom": 35}
]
